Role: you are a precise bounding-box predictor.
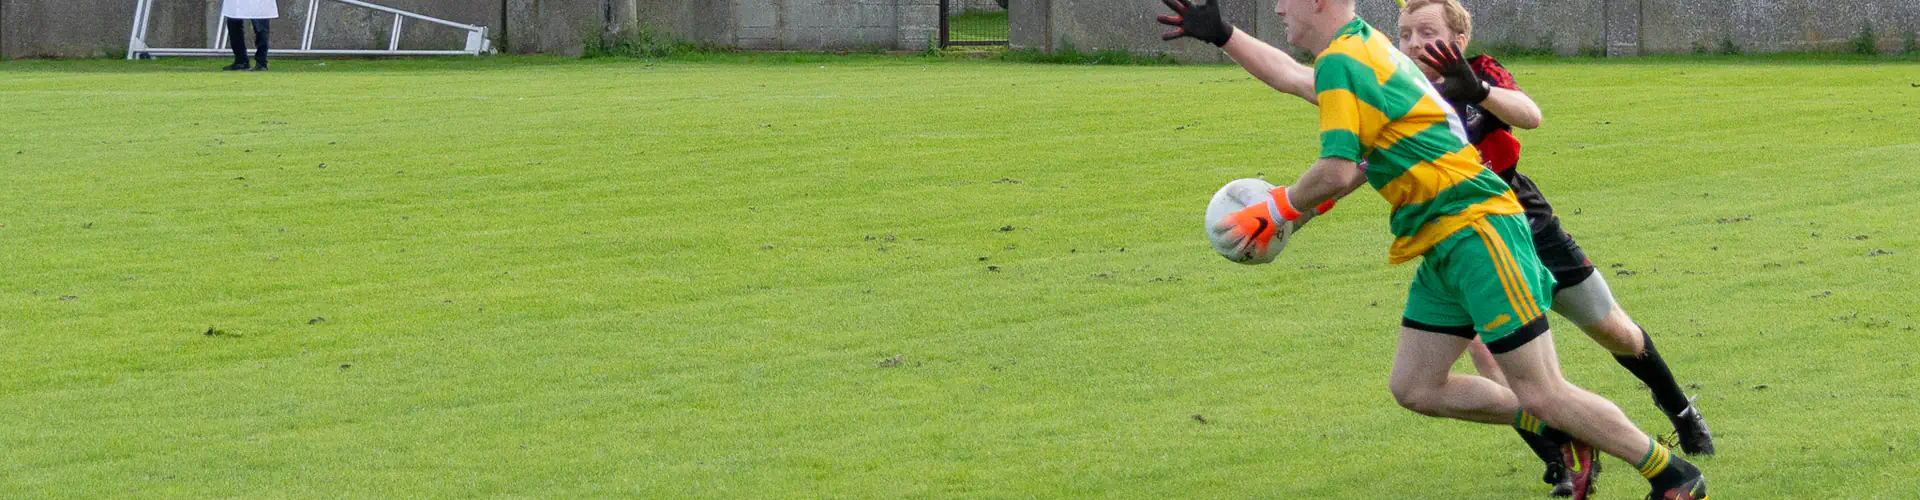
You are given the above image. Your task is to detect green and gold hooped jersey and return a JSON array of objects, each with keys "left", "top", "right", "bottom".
[{"left": 1314, "top": 18, "right": 1523, "bottom": 264}]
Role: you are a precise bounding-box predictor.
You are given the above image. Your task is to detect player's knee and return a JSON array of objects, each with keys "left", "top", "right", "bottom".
[
  {"left": 1578, "top": 318, "right": 1638, "bottom": 354},
  {"left": 1389, "top": 382, "right": 1446, "bottom": 417},
  {"left": 1564, "top": 303, "right": 1637, "bottom": 353}
]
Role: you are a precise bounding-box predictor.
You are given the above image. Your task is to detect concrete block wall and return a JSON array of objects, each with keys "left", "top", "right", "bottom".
[
  {"left": 896, "top": 0, "right": 936, "bottom": 50},
  {"left": 733, "top": 0, "right": 914, "bottom": 50},
  {"left": 1034, "top": 0, "right": 1265, "bottom": 63},
  {"left": 1351, "top": 0, "right": 1608, "bottom": 56},
  {"left": 3, "top": 0, "right": 206, "bottom": 58},
  {"left": 1009, "top": 0, "right": 1414, "bottom": 63},
  {"left": 504, "top": 0, "right": 601, "bottom": 55},
  {"left": 1606, "top": 0, "right": 1640, "bottom": 56},
  {"left": 1007, "top": 0, "right": 1047, "bottom": 50},
  {"left": 953, "top": 0, "right": 1002, "bottom": 13},
  {"left": 17, "top": 0, "right": 1919, "bottom": 58},
  {"left": 636, "top": 0, "right": 734, "bottom": 47},
  {"left": 1638, "top": 0, "right": 1920, "bottom": 54},
  {"left": 1012, "top": 0, "right": 1920, "bottom": 63},
  {"left": 613, "top": 0, "right": 939, "bottom": 52}
]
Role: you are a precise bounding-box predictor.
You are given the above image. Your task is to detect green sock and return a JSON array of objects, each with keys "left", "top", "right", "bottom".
[
  {"left": 1513, "top": 410, "right": 1571, "bottom": 444},
  {"left": 1637, "top": 436, "right": 1700, "bottom": 486},
  {"left": 1635, "top": 437, "right": 1673, "bottom": 479}
]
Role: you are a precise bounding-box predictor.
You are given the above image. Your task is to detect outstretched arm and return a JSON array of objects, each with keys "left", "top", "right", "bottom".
[
  {"left": 1158, "top": 0, "right": 1317, "bottom": 104},
  {"left": 1221, "top": 28, "right": 1318, "bottom": 104}
]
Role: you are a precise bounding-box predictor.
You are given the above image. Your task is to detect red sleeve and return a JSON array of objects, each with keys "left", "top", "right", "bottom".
[{"left": 1469, "top": 55, "right": 1520, "bottom": 92}]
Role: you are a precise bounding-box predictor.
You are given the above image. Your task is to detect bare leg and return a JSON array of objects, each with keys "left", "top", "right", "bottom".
[
  {"left": 1388, "top": 327, "right": 1521, "bottom": 424},
  {"left": 1493, "top": 331, "right": 1656, "bottom": 462},
  {"left": 1465, "top": 339, "right": 1508, "bottom": 386}
]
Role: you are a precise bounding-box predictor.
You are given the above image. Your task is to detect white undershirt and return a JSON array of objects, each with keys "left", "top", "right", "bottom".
[{"left": 222, "top": 0, "right": 280, "bottom": 20}]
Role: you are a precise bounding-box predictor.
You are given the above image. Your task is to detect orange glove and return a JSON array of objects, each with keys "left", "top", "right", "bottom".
[{"left": 1211, "top": 186, "right": 1336, "bottom": 261}]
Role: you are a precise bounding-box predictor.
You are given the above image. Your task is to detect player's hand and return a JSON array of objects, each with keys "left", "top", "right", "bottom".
[
  {"left": 1211, "top": 199, "right": 1283, "bottom": 259},
  {"left": 1209, "top": 186, "right": 1333, "bottom": 252},
  {"left": 1157, "top": 0, "right": 1233, "bottom": 47},
  {"left": 1419, "top": 41, "right": 1489, "bottom": 104}
]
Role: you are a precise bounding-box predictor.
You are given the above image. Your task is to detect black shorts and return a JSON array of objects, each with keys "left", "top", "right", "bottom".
[{"left": 1531, "top": 216, "right": 1596, "bottom": 293}]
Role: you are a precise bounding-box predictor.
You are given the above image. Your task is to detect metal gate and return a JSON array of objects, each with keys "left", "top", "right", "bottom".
[
  {"left": 127, "top": 0, "right": 493, "bottom": 59},
  {"left": 938, "top": 0, "right": 1009, "bottom": 48}
]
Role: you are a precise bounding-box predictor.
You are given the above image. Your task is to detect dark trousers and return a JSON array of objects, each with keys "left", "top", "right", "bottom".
[{"left": 226, "top": 18, "right": 271, "bottom": 66}]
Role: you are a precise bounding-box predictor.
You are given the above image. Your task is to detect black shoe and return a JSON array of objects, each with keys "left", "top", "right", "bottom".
[
  {"left": 249, "top": 63, "right": 270, "bottom": 72},
  {"left": 1543, "top": 462, "right": 1575, "bottom": 497},
  {"left": 223, "top": 62, "right": 251, "bottom": 71},
  {"left": 1664, "top": 395, "right": 1715, "bottom": 456},
  {"left": 1646, "top": 474, "right": 1707, "bottom": 500}
]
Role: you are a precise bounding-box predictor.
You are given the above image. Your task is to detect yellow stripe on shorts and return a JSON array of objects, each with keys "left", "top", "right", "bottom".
[
  {"left": 1476, "top": 219, "right": 1542, "bottom": 321},
  {"left": 1492, "top": 224, "right": 1543, "bottom": 320},
  {"left": 1466, "top": 221, "right": 1525, "bottom": 321},
  {"left": 1471, "top": 220, "right": 1538, "bottom": 322}
]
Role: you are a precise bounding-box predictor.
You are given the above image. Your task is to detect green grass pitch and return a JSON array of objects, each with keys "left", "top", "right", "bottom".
[{"left": 1, "top": 56, "right": 1917, "bottom": 497}]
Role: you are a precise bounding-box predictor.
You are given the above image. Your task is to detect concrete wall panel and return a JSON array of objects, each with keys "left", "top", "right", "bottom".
[
  {"left": 1019, "top": 0, "right": 1920, "bottom": 61},
  {"left": 11, "top": 0, "right": 1918, "bottom": 58},
  {"left": 896, "top": 0, "right": 935, "bottom": 50},
  {"left": 1042, "top": 0, "right": 1265, "bottom": 62},
  {"left": 1008, "top": 0, "right": 1048, "bottom": 50},
  {"left": 637, "top": 0, "right": 734, "bottom": 46},
  {"left": 1640, "top": 0, "right": 1920, "bottom": 54},
  {"left": 505, "top": 0, "right": 602, "bottom": 55},
  {"left": 954, "top": 0, "right": 1000, "bottom": 13},
  {"left": 3, "top": 0, "right": 205, "bottom": 58},
  {"left": 1364, "top": 0, "right": 1607, "bottom": 56}
]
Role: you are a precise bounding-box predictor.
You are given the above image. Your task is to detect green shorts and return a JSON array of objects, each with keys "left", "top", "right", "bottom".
[{"left": 1402, "top": 213, "right": 1557, "bottom": 353}]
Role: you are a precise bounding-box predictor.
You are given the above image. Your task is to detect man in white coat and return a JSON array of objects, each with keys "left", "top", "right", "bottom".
[{"left": 222, "top": 0, "right": 279, "bottom": 71}]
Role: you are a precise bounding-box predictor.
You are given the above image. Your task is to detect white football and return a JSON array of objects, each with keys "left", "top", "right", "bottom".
[{"left": 1205, "top": 178, "right": 1291, "bottom": 265}]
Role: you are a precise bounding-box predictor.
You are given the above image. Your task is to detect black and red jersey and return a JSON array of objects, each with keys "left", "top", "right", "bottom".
[{"left": 1453, "top": 55, "right": 1555, "bottom": 232}]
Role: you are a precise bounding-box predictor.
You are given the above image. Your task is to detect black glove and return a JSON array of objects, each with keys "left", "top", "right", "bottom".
[
  {"left": 1157, "top": 0, "right": 1233, "bottom": 47},
  {"left": 1419, "top": 41, "right": 1490, "bottom": 104}
]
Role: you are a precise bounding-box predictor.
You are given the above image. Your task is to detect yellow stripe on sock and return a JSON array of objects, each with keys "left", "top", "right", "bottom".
[
  {"left": 1514, "top": 411, "right": 1545, "bottom": 434},
  {"left": 1637, "top": 444, "right": 1671, "bottom": 478}
]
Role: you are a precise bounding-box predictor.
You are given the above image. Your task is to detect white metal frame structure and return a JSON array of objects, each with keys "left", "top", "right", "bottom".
[{"left": 127, "top": 0, "right": 494, "bottom": 59}]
